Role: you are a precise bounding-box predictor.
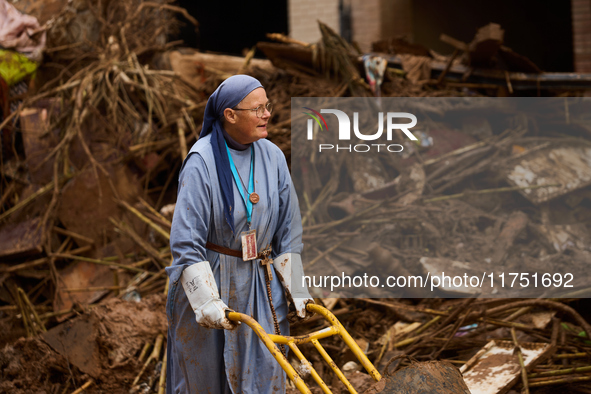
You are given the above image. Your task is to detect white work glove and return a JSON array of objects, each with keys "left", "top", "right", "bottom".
[
  {"left": 273, "top": 253, "right": 315, "bottom": 322},
  {"left": 181, "top": 261, "right": 239, "bottom": 330}
]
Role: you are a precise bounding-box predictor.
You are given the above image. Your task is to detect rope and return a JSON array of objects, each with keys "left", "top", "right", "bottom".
[{"left": 260, "top": 246, "right": 286, "bottom": 356}]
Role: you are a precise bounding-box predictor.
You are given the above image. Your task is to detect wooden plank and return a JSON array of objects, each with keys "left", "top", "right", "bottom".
[
  {"left": 440, "top": 34, "right": 469, "bottom": 52},
  {"left": 469, "top": 23, "right": 505, "bottom": 67},
  {"left": 490, "top": 211, "right": 529, "bottom": 265},
  {"left": 506, "top": 146, "right": 591, "bottom": 203},
  {"left": 0, "top": 217, "right": 44, "bottom": 259},
  {"left": 461, "top": 340, "right": 554, "bottom": 394}
]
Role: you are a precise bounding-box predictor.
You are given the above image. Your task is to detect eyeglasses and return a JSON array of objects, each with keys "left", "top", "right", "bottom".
[{"left": 233, "top": 101, "right": 273, "bottom": 118}]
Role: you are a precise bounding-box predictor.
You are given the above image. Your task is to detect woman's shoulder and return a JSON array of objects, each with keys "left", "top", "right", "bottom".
[
  {"left": 256, "top": 138, "right": 284, "bottom": 157},
  {"left": 188, "top": 133, "right": 213, "bottom": 155},
  {"left": 180, "top": 134, "right": 215, "bottom": 175},
  {"left": 256, "top": 139, "right": 289, "bottom": 176}
]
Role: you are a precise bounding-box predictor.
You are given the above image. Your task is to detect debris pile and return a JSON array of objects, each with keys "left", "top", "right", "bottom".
[
  {"left": 294, "top": 97, "right": 591, "bottom": 299},
  {"left": 0, "top": 3, "right": 590, "bottom": 393}
]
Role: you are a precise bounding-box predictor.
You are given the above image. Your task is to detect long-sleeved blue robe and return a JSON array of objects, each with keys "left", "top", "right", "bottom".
[{"left": 165, "top": 132, "right": 303, "bottom": 393}]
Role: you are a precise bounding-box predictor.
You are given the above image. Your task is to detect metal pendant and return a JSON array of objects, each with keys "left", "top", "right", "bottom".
[{"left": 249, "top": 192, "right": 260, "bottom": 204}]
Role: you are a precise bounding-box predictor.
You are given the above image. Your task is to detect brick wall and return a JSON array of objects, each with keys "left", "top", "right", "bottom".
[
  {"left": 381, "top": 0, "right": 413, "bottom": 42},
  {"left": 572, "top": 0, "right": 591, "bottom": 72},
  {"left": 289, "top": 0, "right": 340, "bottom": 44},
  {"left": 289, "top": 0, "right": 413, "bottom": 52},
  {"left": 350, "top": 0, "right": 413, "bottom": 52},
  {"left": 350, "top": 0, "right": 380, "bottom": 52}
]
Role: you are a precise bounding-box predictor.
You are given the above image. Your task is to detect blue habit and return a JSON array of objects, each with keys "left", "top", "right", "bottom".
[{"left": 165, "top": 132, "right": 303, "bottom": 393}]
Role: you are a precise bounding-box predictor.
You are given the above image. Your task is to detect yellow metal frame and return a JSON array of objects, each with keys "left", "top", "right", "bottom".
[{"left": 226, "top": 304, "right": 381, "bottom": 394}]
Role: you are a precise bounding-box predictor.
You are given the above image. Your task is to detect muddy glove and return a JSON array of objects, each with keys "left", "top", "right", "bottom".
[
  {"left": 181, "top": 261, "right": 239, "bottom": 330},
  {"left": 273, "top": 253, "right": 314, "bottom": 322}
]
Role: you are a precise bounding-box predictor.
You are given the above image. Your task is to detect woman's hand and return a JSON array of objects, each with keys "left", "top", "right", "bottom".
[{"left": 181, "top": 261, "right": 240, "bottom": 330}]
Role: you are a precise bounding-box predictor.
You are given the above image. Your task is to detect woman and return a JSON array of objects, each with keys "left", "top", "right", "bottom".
[{"left": 165, "top": 75, "right": 314, "bottom": 393}]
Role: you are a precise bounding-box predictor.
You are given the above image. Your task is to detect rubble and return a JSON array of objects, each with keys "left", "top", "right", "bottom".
[
  {"left": 0, "top": 2, "right": 590, "bottom": 392},
  {"left": 365, "top": 358, "right": 471, "bottom": 393}
]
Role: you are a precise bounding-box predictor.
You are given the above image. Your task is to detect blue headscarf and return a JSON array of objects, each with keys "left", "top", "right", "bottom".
[{"left": 200, "top": 75, "right": 263, "bottom": 235}]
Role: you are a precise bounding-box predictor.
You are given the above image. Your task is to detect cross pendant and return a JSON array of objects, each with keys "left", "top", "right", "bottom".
[{"left": 261, "top": 257, "right": 273, "bottom": 281}]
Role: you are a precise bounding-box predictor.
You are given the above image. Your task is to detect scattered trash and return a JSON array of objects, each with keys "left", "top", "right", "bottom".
[
  {"left": 507, "top": 146, "right": 591, "bottom": 204},
  {"left": 0, "top": 6, "right": 590, "bottom": 393},
  {"left": 460, "top": 340, "right": 555, "bottom": 394}
]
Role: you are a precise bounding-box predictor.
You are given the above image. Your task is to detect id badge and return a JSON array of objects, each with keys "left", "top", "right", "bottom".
[{"left": 241, "top": 229, "right": 257, "bottom": 261}]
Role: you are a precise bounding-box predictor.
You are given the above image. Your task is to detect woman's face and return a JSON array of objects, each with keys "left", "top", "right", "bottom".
[{"left": 230, "top": 88, "right": 270, "bottom": 144}]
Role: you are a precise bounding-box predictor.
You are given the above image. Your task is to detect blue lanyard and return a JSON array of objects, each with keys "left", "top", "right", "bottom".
[{"left": 225, "top": 142, "right": 254, "bottom": 226}]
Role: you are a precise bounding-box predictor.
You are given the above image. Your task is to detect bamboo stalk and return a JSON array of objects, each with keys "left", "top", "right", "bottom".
[
  {"left": 156, "top": 161, "right": 181, "bottom": 210},
  {"left": 157, "top": 347, "right": 167, "bottom": 394},
  {"left": 132, "top": 334, "right": 164, "bottom": 387},
  {"left": 51, "top": 252, "right": 152, "bottom": 274},
  {"left": 118, "top": 200, "right": 169, "bottom": 240},
  {"left": 164, "top": 258, "right": 171, "bottom": 295},
  {"left": 132, "top": 257, "right": 153, "bottom": 267},
  {"left": 423, "top": 184, "right": 561, "bottom": 204},
  {"left": 413, "top": 315, "right": 443, "bottom": 336},
  {"left": 118, "top": 272, "right": 150, "bottom": 298},
  {"left": 2, "top": 257, "right": 48, "bottom": 273},
  {"left": 129, "top": 138, "right": 175, "bottom": 153},
  {"left": 266, "top": 32, "right": 310, "bottom": 47},
  {"left": 16, "top": 288, "right": 31, "bottom": 337},
  {"left": 110, "top": 218, "right": 166, "bottom": 267},
  {"left": 28, "top": 277, "right": 50, "bottom": 304},
  {"left": 503, "top": 306, "right": 532, "bottom": 322},
  {"left": 511, "top": 327, "right": 530, "bottom": 394},
  {"left": 374, "top": 330, "right": 390, "bottom": 366},
  {"left": 177, "top": 117, "right": 188, "bottom": 159},
  {"left": 71, "top": 379, "right": 93, "bottom": 394},
  {"left": 486, "top": 300, "right": 591, "bottom": 340},
  {"left": 361, "top": 298, "right": 532, "bottom": 330},
  {"left": 138, "top": 342, "right": 152, "bottom": 364},
  {"left": 443, "top": 359, "right": 466, "bottom": 365},
  {"left": 360, "top": 298, "right": 449, "bottom": 316},
  {"left": 529, "top": 365, "right": 591, "bottom": 378},
  {"left": 67, "top": 245, "right": 93, "bottom": 255},
  {"left": 141, "top": 210, "right": 172, "bottom": 231},
  {"left": 528, "top": 375, "right": 591, "bottom": 387},
  {"left": 62, "top": 286, "right": 125, "bottom": 293},
  {"left": 52, "top": 226, "right": 94, "bottom": 244},
  {"left": 553, "top": 353, "right": 588, "bottom": 359},
  {"left": 306, "top": 226, "right": 365, "bottom": 268},
  {"left": 393, "top": 316, "right": 443, "bottom": 348},
  {"left": 138, "top": 197, "right": 171, "bottom": 227},
  {"left": 301, "top": 176, "right": 337, "bottom": 226},
  {"left": 134, "top": 2, "right": 198, "bottom": 26},
  {"left": 39, "top": 308, "right": 74, "bottom": 320},
  {"left": 112, "top": 268, "right": 120, "bottom": 296},
  {"left": 139, "top": 280, "right": 166, "bottom": 295},
  {"left": 0, "top": 180, "right": 55, "bottom": 221},
  {"left": 138, "top": 268, "right": 166, "bottom": 290},
  {"left": 60, "top": 378, "right": 71, "bottom": 394},
  {"left": 3, "top": 246, "right": 93, "bottom": 274},
  {"left": 433, "top": 308, "right": 470, "bottom": 360},
  {"left": 18, "top": 288, "right": 46, "bottom": 333},
  {"left": 0, "top": 181, "right": 15, "bottom": 207}
]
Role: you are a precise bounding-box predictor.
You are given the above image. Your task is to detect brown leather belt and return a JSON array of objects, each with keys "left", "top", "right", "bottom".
[
  {"left": 205, "top": 241, "right": 242, "bottom": 259},
  {"left": 205, "top": 241, "right": 272, "bottom": 261}
]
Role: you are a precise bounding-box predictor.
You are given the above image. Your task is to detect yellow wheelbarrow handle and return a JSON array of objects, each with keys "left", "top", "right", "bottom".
[
  {"left": 225, "top": 304, "right": 381, "bottom": 394},
  {"left": 225, "top": 310, "right": 311, "bottom": 393}
]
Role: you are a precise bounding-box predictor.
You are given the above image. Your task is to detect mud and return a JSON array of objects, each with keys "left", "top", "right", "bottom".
[{"left": 0, "top": 294, "right": 166, "bottom": 394}]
